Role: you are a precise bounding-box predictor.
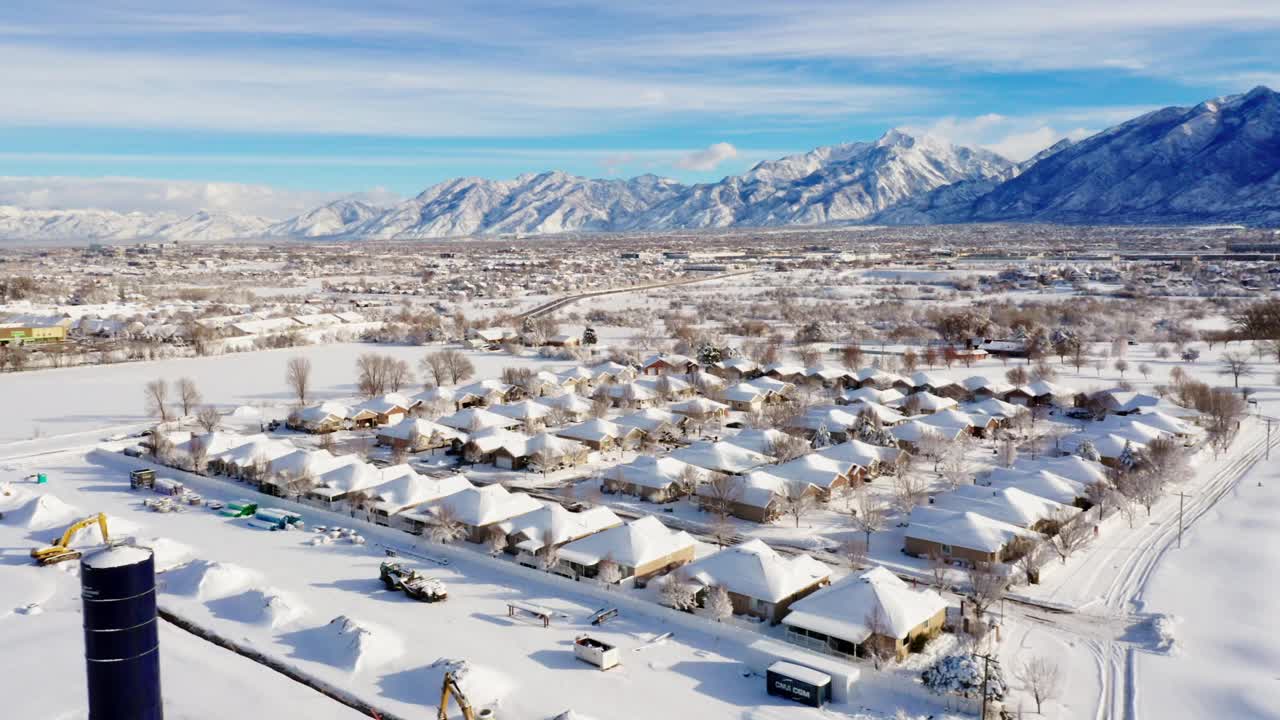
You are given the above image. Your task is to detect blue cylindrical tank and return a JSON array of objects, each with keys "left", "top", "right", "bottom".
[{"left": 81, "top": 545, "right": 163, "bottom": 720}]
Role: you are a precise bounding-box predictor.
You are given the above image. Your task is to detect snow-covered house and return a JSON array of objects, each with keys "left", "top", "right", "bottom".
[
  {"left": 978, "top": 467, "right": 1087, "bottom": 506},
  {"left": 783, "top": 566, "right": 948, "bottom": 662},
  {"left": 374, "top": 417, "right": 464, "bottom": 453},
  {"left": 614, "top": 408, "right": 689, "bottom": 442},
  {"left": 461, "top": 428, "right": 529, "bottom": 464},
  {"left": 903, "top": 506, "right": 1030, "bottom": 565},
  {"left": 496, "top": 504, "right": 624, "bottom": 568},
  {"left": 929, "top": 485, "right": 1079, "bottom": 531},
  {"left": 349, "top": 392, "right": 414, "bottom": 427},
  {"left": 453, "top": 379, "right": 520, "bottom": 408},
  {"left": 670, "top": 440, "right": 772, "bottom": 476},
  {"left": 683, "top": 540, "right": 831, "bottom": 624},
  {"left": 640, "top": 353, "right": 699, "bottom": 376},
  {"left": 603, "top": 455, "right": 698, "bottom": 503},
  {"left": 767, "top": 454, "right": 858, "bottom": 499},
  {"left": 438, "top": 407, "right": 523, "bottom": 433},
  {"left": 556, "top": 516, "right": 696, "bottom": 583},
  {"left": 555, "top": 418, "right": 643, "bottom": 453},
  {"left": 488, "top": 399, "right": 557, "bottom": 432},
  {"left": 890, "top": 420, "right": 965, "bottom": 452},
  {"left": 410, "top": 484, "right": 542, "bottom": 543},
  {"left": 710, "top": 356, "right": 759, "bottom": 382},
  {"left": 893, "top": 391, "right": 959, "bottom": 416},
  {"left": 540, "top": 391, "right": 594, "bottom": 423},
  {"left": 212, "top": 435, "right": 294, "bottom": 480},
  {"left": 722, "top": 428, "right": 791, "bottom": 457},
  {"left": 850, "top": 368, "right": 909, "bottom": 391},
  {"left": 815, "top": 440, "right": 904, "bottom": 478},
  {"left": 304, "top": 456, "right": 386, "bottom": 510},
  {"left": 491, "top": 432, "right": 589, "bottom": 472},
  {"left": 694, "top": 470, "right": 794, "bottom": 523},
  {"left": 841, "top": 400, "right": 907, "bottom": 427},
  {"left": 368, "top": 472, "right": 472, "bottom": 526},
  {"left": 288, "top": 401, "right": 351, "bottom": 434},
  {"left": 669, "top": 396, "right": 730, "bottom": 423}
]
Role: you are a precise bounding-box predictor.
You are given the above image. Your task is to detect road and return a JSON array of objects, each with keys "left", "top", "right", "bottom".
[{"left": 514, "top": 269, "right": 756, "bottom": 320}]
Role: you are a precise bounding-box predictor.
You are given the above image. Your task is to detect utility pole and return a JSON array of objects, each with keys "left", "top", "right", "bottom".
[
  {"left": 976, "top": 652, "right": 1001, "bottom": 720},
  {"left": 1174, "top": 491, "right": 1192, "bottom": 548}
]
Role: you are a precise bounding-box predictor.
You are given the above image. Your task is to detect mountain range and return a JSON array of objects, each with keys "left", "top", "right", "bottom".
[{"left": 3, "top": 87, "right": 1278, "bottom": 242}]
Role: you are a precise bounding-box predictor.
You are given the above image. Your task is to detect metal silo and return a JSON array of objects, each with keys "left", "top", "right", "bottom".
[{"left": 81, "top": 545, "right": 163, "bottom": 720}]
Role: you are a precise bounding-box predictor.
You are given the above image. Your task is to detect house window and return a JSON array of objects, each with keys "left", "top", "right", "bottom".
[{"left": 941, "top": 544, "right": 953, "bottom": 555}]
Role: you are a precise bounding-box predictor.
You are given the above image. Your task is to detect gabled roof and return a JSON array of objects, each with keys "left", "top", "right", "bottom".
[
  {"left": 269, "top": 448, "right": 343, "bottom": 479},
  {"left": 979, "top": 467, "right": 1085, "bottom": 505},
  {"left": 464, "top": 427, "right": 529, "bottom": 454},
  {"left": 557, "top": 418, "right": 633, "bottom": 443},
  {"left": 541, "top": 391, "right": 594, "bottom": 414},
  {"left": 784, "top": 566, "right": 947, "bottom": 642},
  {"left": 895, "top": 391, "right": 958, "bottom": 413},
  {"left": 353, "top": 392, "right": 414, "bottom": 415},
  {"left": 964, "top": 397, "right": 1024, "bottom": 419},
  {"left": 497, "top": 504, "right": 623, "bottom": 550},
  {"left": 427, "top": 484, "right": 542, "bottom": 527},
  {"left": 557, "top": 515, "right": 695, "bottom": 567},
  {"left": 312, "top": 456, "right": 383, "bottom": 495},
  {"left": 816, "top": 439, "right": 902, "bottom": 468},
  {"left": 670, "top": 440, "right": 771, "bottom": 475},
  {"left": 891, "top": 420, "right": 964, "bottom": 444},
  {"left": 669, "top": 396, "right": 729, "bottom": 415},
  {"left": 370, "top": 472, "right": 472, "bottom": 514},
  {"left": 438, "top": 407, "right": 523, "bottom": 432},
  {"left": 213, "top": 435, "right": 294, "bottom": 465},
  {"left": 296, "top": 401, "right": 350, "bottom": 424},
  {"left": 488, "top": 399, "right": 555, "bottom": 422},
  {"left": 932, "top": 485, "right": 1077, "bottom": 528},
  {"left": 695, "top": 470, "right": 786, "bottom": 509},
  {"left": 684, "top": 539, "right": 830, "bottom": 603},
  {"left": 722, "top": 428, "right": 790, "bottom": 457},
  {"left": 376, "top": 417, "right": 464, "bottom": 441},
  {"left": 613, "top": 455, "right": 697, "bottom": 490},
  {"left": 905, "top": 507, "right": 1029, "bottom": 553},
  {"left": 767, "top": 454, "right": 849, "bottom": 489},
  {"left": 843, "top": 400, "right": 906, "bottom": 426}
]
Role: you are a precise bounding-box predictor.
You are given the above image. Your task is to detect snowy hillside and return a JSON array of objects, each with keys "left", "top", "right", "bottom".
[
  {"left": 0, "top": 206, "right": 272, "bottom": 243},
  {"left": 966, "top": 86, "right": 1280, "bottom": 225},
  {"left": 266, "top": 199, "right": 384, "bottom": 238}
]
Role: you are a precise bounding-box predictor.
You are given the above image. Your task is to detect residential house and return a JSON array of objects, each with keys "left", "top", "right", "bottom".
[
  {"left": 683, "top": 540, "right": 831, "bottom": 624},
  {"left": 784, "top": 566, "right": 947, "bottom": 662},
  {"left": 603, "top": 455, "right": 698, "bottom": 503},
  {"left": 375, "top": 417, "right": 464, "bottom": 453},
  {"left": 410, "top": 484, "right": 542, "bottom": 543},
  {"left": 671, "top": 440, "right": 772, "bottom": 476},
  {"left": 903, "top": 506, "right": 1030, "bottom": 565},
  {"left": 556, "top": 418, "right": 643, "bottom": 453},
  {"left": 556, "top": 516, "right": 697, "bottom": 583},
  {"left": 496, "top": 504, "right": 624, "bottom": 569}
]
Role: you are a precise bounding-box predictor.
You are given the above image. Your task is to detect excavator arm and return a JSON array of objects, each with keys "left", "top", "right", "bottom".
[
  {"left": 437, "top": 671, "right": 475, "bottom": 720},
  {"left": 31, "top": 513, "right": 109, "bottom": 565}
]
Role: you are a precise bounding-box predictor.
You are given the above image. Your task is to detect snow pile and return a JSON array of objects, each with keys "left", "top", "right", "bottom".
[
  {"left": 0, "top": 566, "right": 56, "bottom": 619},
  {"left": 230, "top": 405, "right": 261, "bottom": 418},
  {"left": 161, "top": 560, "right": 259, "bottom": 601},
  {"left": 65, "top": 513, "right": 138, "bottom": 547},
  {"left": 313, "top": 616, "right": 403, "bottom": 673},
  {"left": 145, "top": 537, "right": 196, "bottom": 572},
  {"left": 0, "top": 481, "right": 28, "bottom": 510},
  {"left": 213, "top": 588, "right": 308, "bottom": 628},
  {"left": 1151, "top": 613, "right": 1179, "bottom": 655},
  {"left": 427, "top": 658, "right": 514, "bottom": 708},
  {"left": 3, "top": 494, "right": 82, "bottom": 531}
]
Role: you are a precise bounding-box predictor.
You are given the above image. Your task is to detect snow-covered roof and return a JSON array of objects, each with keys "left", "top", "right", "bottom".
[
  {"left": 894, "top": 391, "right": 958, "bottom": 413},
  {"left": 612, "top": 455, "right": 697, "bottom": 490},
  {"left": 213, "top": 435, "right": 294, "bottom": 466},
  {"left": 842, "top": 400, "right": 906, "bottom": 426},
  {"left": 930, "top": 485, "right": 1077, "bottom": 528},
  {"left": 684, "top": 539, "right": 830, "bottom": 603},
  {"left": 296, "top": 401, "right": 350, "bottom": 424},
  {"left": 268, "top": 448, "right": 343, "bottom": 480},
  {"left": 370, "top": 472, "right": 472, "bottom": 515},
  {"left": 891, "top": 420, "right": 964, "bottom": 444},
  {"left": 815, "top": 439, "right": 902, "bottom": 469},
  {"left": 351, "top": 392, "right": 413, "bottom": 416},
  {"left": 669, "top": 397, "right": 730, "bottom": 416},
  {"left": 909, "top": 371, "right": 957, "bottom": 389},
  {"left": 695, "top": 470, "right": 786, "bottom": 509},
  {"left": 455, "top": 379, "right": 514, "bottom": 400},
  {"left": 376, "top": 417, "right": 464, "bottom": 442},
  {"left": 783, "top": 566, "right": 947, "bottom": 643},
  {"left": 979, "top": 467, "right": 1085, "bottom": 504},
  {"left": 174, "top": 431, "right": 248, "bottom": 458},
  {"left": 964, "top": 397, "right": 1024, "bottom": 420},
  {"left": 790, "top": 405, "right": 860, "bottom": 431},
  {"left": 670, "top": 440, "right": 771, "bottom": 475},
  {"left": 614, "top": 408, "right": 683, "bottom": 434},
  {"left": 541, "top": 392, "right": 594, "bottom": 414},
  {"left": 722, "top": 428, "right": 790, "bottom": 457},
  {"left": 556, "top": 418, "right": 635, "bottom": 444},
  {"left": 439, "top": 407, "right": 523, "bottom": 432},
  {"left": 1036, "top": 456, "right": 1108, "bottom": 486},
  {"left": 840, "top": 386, "right": 905, "bottom": 406},
  {"left": 488, "top": 399, "right": 555, "bottom": 423},
  {"left": 465, "top": 427, "right": 530, "bottom": 454},
  {"left": 497, "top": 504, "right": 623, "bottom": 550},
  {"left": 919, "top": 409, "right": 992, "bottom": 432},
  {"left": 312, "top": 457, "right": 384, "bottom": 496},
  {"left": 905, "top": 506, "right": 1029, "bottom": 553},
  {"left": 557, "top": 515, "right": 695, "bottom": 567},
  {"left": 426, "top": 484, "right": 542, "bottom": 527},
  {"left": 766, "top": 454, "right": 850, "bottom": 489}
]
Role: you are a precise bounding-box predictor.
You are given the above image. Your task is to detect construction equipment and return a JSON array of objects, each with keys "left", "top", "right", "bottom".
[
  {"left": 437, "top": 670, "right": 476, "bottom": 720},
  {"left": 380, "top": 561, "right": 447, "bottom": 601},
  {"left": 31, "top": 513, "right": 109, "bottom": 565}
]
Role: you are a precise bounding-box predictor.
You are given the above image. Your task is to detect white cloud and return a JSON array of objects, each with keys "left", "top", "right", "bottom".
[
  {"left": 910, "top": 106, "right": 1160, "bottom": 160},
  {"left": 0, "top": 176, "right": 400, "bottom": 219},
  {"left": 674, "top": 142, "right": 739, "bottom": 172}
]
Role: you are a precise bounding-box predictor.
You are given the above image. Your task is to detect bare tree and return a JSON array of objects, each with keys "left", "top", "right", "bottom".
[
  {"left": 840, "top": 537, "right": 869, "bottom": 569},
  {"left": 428, "top": 504, "right": 468, "bottom": 544},
  {"left": 1013, "top": 537, "right": 1042, "bottom": 585},
  {"left": 926, "top": 550, "right": 951, "bottom": 592},
  {"left": 284, "top": 469, "right": 315, "bottom": 502},
  {"left": 1219, "top": 351, "right": 1253, "bottom": 388},
  {"left": 702, "top": 472, "right": 742, "bottom": 522},
  {"left": 851, "top": 487, "right": 887, "bottom": 551},
  {"left": 386, "top": 358, "right": 412, "bottom": 392},
  {"left": 1144, "top": 436, "right": 1191, "bottom": 485},
  {"left": 149, "top": 427, "right": 173, "bottom": 464},
  {"left": 144, "top": 379, "right": 171, "bottom": 422},
  {"left": 939, "top": 434, "right": 974, "bottom": 488},
  {"left": 539, "top": 528, "right": 560, "bottom": 571},
  {"left": 891, "top": 471, "right": 928, "bottom": 517},
  {"left": 1015, "top": 656, "right": 1062, "bottom": 714},
  {"left": 660, "top": 571, "right": 699, "bottom": 611},
  {"left": 419, "top": 351, "right": 449, "bottom": 388},
  {"left": 485, "top": 526, "right": 507, "bottom": 556},
  {"left": 1114, "top": 358, "right": 1128, "bottom": 378},
  {"left": 863, "top": 605, "right": 896, "bottom": 669},
  {"left": 286, "top": 356, "right": 312, "bottom": 406},
  {"left": 780, "top": 480, "right": 815, "bottom": 528},
  {"left": 177, "top": 377, "right": 201, "bottom": 418},
  {"left": 195, "top": 405, "right": 222, "bottom": 433},
  {"left": 764, "top": 432, "right": 812, "bottom": 462},
  {"left": 590, "top": 391, "right": 612, "bottom": 419},
  {"left": 968, "top": 561, "right": 1007, "bottom": 619},
  {"left": 709, "top": 515, "right": 737, "bottom": 548},
  {"left": 187, "top": 434, "right": 208, "bottom": 474},
  {"left": 356, "top": 353, "right": 390, "bottom": 398},
  {"left": 706, "top": 584, "right": 734, "bottom": 622},
  {"left": 440, "top": 348, "right": 475, "bottom": 384},
  {"left": 597, "top": 555, "right": 623, "bottom": 586},
  {"left": 1050, "top": 513, "right": 1091, "bottom": 563}
]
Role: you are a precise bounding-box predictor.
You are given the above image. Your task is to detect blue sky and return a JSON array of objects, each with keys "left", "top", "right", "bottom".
[{"left": 1, "top": 1, "right": 1278, "bottom": 217}]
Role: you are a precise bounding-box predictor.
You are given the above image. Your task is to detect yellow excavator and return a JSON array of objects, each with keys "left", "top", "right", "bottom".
[
  {"left": 31, "top": 513, "right": 109, "bottom": 566},
  {"left": 437, "top": 670, "right": 476, "bottom": 720}
]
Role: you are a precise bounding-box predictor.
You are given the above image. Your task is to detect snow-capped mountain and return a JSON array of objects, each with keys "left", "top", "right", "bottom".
[
  {"left": 965, "top": 86, "right": 1280, "bottom": 225},
  {"left": 0, "top": 206, "right": 272, "bottom": 243},
  {"left": 625, "top": 130, "right": 1015, "bottom": 230},
  {"left": 340, "top": 171, "right": 686, "bottom": 239},
  {"left": 267, "top": 199, "right": 384, "bottom": 238}
]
